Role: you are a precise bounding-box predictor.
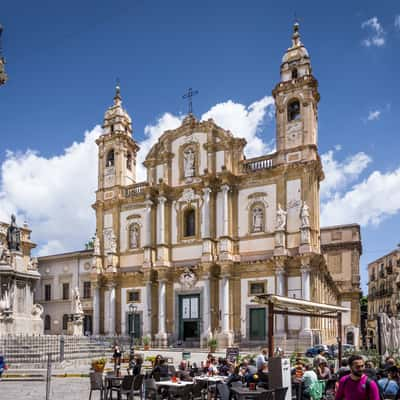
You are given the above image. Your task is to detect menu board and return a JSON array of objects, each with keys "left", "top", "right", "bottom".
[{"left": 226, "top": 347, "right": 240, "bottom": 363}]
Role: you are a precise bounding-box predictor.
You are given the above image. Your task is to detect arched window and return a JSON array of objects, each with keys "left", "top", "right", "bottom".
[
  {"left": 129, "top": 223, "right": 140, "bottom": 249},
  {"left": 184, "top": 208, "right": 196, "bottom": 237},
  {"left": 250, "top": 204, "right": 264, "bottom": 233},
  {"left": 126, "top": 152, "right": 132, "bottom": 171},
  {"left": 291, "top": 68, "right": 298, "bottom": 79},
  {"left": 44, "top": 315, "right": 51, "bottom": 331},
  {"left": 106, "top": 149, "right": 115, "bottom": 167},
  {"left": 287, "top": 100, "right": 300, "bottom": 121},
  {"left": 62, "top": 314, "right": 69, "bottom": 330}
]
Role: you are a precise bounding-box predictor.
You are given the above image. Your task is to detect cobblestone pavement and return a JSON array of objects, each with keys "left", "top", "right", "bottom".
[{"left": 0, "top": 378, "right": 91, "bottom": 400}]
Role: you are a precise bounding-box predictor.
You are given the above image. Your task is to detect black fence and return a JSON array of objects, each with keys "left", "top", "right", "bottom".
[{"left": 0, "top": 335, "right": 134, "bottom": 364}]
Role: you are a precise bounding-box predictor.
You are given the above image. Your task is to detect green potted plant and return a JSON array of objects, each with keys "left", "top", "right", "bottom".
[
  {"left": 91, "top": 357, "right": 106, "bottom": 372},
  {"left": 142, "top": 335, "right": 151, "bottom": 350},
  {"left": 208, "top": 337, "right": 218, "bottom": 352}
]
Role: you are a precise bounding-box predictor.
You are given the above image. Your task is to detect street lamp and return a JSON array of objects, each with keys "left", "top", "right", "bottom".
[{"left": 128, "top": 303, "right": 137, "bottom": 365}]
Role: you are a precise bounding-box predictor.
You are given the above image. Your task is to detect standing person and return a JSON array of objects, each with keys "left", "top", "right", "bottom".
[
  {"left": 131, "top": 355, "right": 143, "bottom": 376},
  {"left": 256, "top": 348, "right": 268, "bottom": 371},
  {"left": 335, "top": 355, "right": 380, "bottom": 400},
  {"left": 113, "top": 345, "right": 122, "bottom": 375},
  {"left": 302, "top": 364, "right": 318, "bottom": 399},
  {"left": 0, "top": 355, "right": 6, "bottom": 380},
  {"left": 317, "top": 360, "right": 331, "bottom": 380},
  {"left": 377, "top": 366, "right": 400, "bottom": 398},
  {"left": 313, "top": 349, "right": 326, "bottom": 369}
]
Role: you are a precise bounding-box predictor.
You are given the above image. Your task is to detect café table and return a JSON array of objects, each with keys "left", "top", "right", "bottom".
[
  {"left": 195, "top": 375, "right": 226, "bottom": 383},
  {"left": 230, "top": 385, "right": 269, "bottom": 399},
  {"left": 155, "top": 380, "right": 194, "bottom": 399}
]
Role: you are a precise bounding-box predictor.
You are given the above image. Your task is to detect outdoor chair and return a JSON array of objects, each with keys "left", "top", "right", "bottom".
[
  {"left": 89, "top": 371, "right": 105, "bottom": 400},
  {"left": 259, "top": 389, "right": 274, "bottom": 400},
  {"left": 216, "top": 382, "right": 230, "bottom": 400},
  {"left": 111, "top": 375, "right": 134, "bottom": 400},
  {"left": 143, "top": 378, "right": 161, "bottom": 400},
  {"left": 119, "top": 374, "right": 144, "bottom": 400},
  {"left": 189, "top": 381, "right": 207, "bottom": 400},
  {"left": 274, "top": 387, "right": 288, "bottom": 400}
]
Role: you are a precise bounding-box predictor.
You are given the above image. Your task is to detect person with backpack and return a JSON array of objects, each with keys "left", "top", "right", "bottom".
[
  {"left": 335, "top": 355, "right": 380, "bottom": 400},
  {"left": 377, "top": 366, "right": 400, "bottom": 398}
]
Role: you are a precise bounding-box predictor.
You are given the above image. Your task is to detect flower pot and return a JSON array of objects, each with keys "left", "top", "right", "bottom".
[
  {"left": 210, "top": 346, "right": 217, "bottom": 353},
  {"left": 144, "top": 345, "right": 150, "bottom": 351},
  {"left": 92, "top": 363, "right": 105, "bottom": 373}
]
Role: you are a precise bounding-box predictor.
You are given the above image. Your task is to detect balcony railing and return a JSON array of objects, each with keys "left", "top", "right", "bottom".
[
  {"left": 125, "top": 182, "right": 148, "bottom": 197},
  {"left": 241, "top": 155, "right": 274, "bottom": 173}
]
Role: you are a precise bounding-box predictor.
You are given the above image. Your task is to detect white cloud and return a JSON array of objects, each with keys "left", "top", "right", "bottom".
[
  {"left": 320, "top": 148, "right": 372, "bottom": 200},
  {"left": 361, "top": 17, "right": 385, "bottom": 47},
  {"left": 0, "top": 126, "right": 102, "bottom": 256},
  {"left": 321, "top": 167, "right": 400, "bottom": 226},
  {"left": 1, "top": 95, "right": 274, "bottom": 255},
  {"left": 395, "top": 15, "right": 400, "bottom": 30},
  {"left": 367, "top": 110, "right": 381, "bottom": 121}
]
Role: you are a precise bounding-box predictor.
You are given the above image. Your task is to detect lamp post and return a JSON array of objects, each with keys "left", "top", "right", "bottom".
[{"left": 128, "top": 303, "right": 137, "bottom": 366}]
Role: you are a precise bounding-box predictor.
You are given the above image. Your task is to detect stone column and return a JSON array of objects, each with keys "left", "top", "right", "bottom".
[
  {"left": 108, "top": 282, "right": 116, "bottom": 335},
  {"left": 144, "top": 280, "right": 152, "bottom": 337},
  {"left": 144, "top": 198, "right": 153, "bottom": 247},
  {"left": 275, "top": 268, "right": 285, "bottom": 333},
  {"left": 156, "top": 279, "right": 168, "bottom": 346},
  {"left": 92, "top": 282, "right": 100, "bottom": 335},
  {"left": 202, "top": 273, "right": 212, "bottom": 343},
  {"left": 301, "top": 265, "right": 311, "bottom": 331},
  {"left": 221, "top": 185, "right": 230, "bottom": 236},
  {"left": 157, "top": 196, "right": 167, "bottom": 245},
  {"left": 201, "top": 187, "right": 211, "bottom": 238},
  {"left": 222, "top": 275, "right": 230, "bottom": 332}
]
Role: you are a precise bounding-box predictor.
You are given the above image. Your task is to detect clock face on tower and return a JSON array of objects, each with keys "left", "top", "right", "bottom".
[{"left": 286, "top": 120, "right": 302, "bottom": 146}]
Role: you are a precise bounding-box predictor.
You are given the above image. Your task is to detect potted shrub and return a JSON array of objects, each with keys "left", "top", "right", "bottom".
[
  {"left": 91, "top": 357, "right": 106, "bottom": 372},
  {"left": 208, "top": 337, "right": 218, "bottom": 353},
  {"left": 142, "top": 335, "right": 151, "bottom": 350}
]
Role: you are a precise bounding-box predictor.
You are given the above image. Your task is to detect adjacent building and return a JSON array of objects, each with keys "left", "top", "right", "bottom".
[{"left": 367, "top": 247, "right": 400, "bottom": 348}]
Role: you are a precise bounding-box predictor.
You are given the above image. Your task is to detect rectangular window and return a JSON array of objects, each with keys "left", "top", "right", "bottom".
[
  {"left": 249, "top": 282, "right": 266, "bottom": 295},
  {"left": 83, "top": 281, "right": 91, "bottom": 299},
  {"left": 62, "top": 283, "right": 70, "bottom": 300},
  {"left": 328, "top": 253, "right": 342, "bottom": 274},
  {"left": 127, "top": 290, "right": 140, "bottom": 303},
  {"left": 45, "top": 284, "right": 51, "bottom": 301}
]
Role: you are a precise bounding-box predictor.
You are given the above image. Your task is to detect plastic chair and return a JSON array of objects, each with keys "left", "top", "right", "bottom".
[
  {"left": 190, "top": 381, "right": 207, "bottom": 400},
  {"left": 216, "top": 383, "right": 230, "bottom": 400},
  {"left": 112, "top": 375, "right": 134, "bottom": 400},
  {"left": 89, "top": 371, "right": 105, "bottom": 400},
  {"left": 144, "top": 378, "right": 161, "bottom": 400}
]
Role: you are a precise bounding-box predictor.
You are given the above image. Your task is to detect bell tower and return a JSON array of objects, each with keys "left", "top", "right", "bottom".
[
  {"left": 96, "top": 85, "right": 139, "bottom": 191},
  {"left": 273, "top": 22, "right": 320, "bottom": 158}
]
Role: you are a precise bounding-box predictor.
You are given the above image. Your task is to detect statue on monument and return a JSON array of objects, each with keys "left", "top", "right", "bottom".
[
  {"left": 7, "top": 214, "right": 21, "bottom": 251},
  {"left": 183, "top": 147, "right": 195, "bottom": 178},
  {"left": 300, "top": 201, "right": 310, "bottom": 228},
  {"left": 275, "top": 204, "right": 287, "bottom": 231},
  {"left": 93, "top": 233, "right": 101, "bottom": 256},
  {"left": 0, "top": 238, "right": 10, "bottom": 263},
  {"left": 72, "top": 287, "right": 84, "bottom": 315},
  {"left": 252, "top": 207, "right": 264, "bottom": 232}
]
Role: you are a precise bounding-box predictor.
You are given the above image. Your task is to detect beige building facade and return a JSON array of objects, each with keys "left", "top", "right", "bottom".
[
  {"left": 367, "top": 248, "right": 400, "bottom": 348},
  {"left": 81, "top": 23, "right": 362, "bottom": 349}
]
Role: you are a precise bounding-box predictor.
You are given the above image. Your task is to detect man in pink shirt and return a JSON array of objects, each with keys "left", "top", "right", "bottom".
[{"left": 335, "top": 355, "right": 380, "bottom": 400}]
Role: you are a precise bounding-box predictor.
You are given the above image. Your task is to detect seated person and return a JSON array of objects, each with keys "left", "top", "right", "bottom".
[
  {"left": 131, "top": 355, "right": 143, "bottom": 376},
  {"left": 203, "top": 353, "right": 213, "bottom": 373},
  {"left": 258, "top": 362, "right": 269, "bottom": 385},
  {"left": 378, "top": 366, "right": 400, "bottom": 398},
  {"left": 316, "top": 360, "right": 331, "bottom": 380},
  {"left": 207, "top": 357, "right": 219, "bottom": 375},
  {"left": 240, "top": 359, "right": 257, "bottom": 384},
  {"left": 152, "top": 357, "right": 170, "bottom": 379},
  {"left": 226, "top": 366, "right": 242, "bottom": 387},
  {"left": 218, "top": 358, "right": 230, "bottom": 376},
  {"left": 177, "top": 360, "right": 192, "bottom": 381}
]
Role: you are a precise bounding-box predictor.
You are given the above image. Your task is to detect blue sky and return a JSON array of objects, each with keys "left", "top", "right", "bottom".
[{"left": 1, "top": 0, "right": 399, "bottom": 293}]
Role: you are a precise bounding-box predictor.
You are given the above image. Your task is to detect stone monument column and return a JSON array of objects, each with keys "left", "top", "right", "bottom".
[
  {"left": 275, "top": 265, "right": 286, "bottom": 334},
  {"left": 92, "top": 282, "right": 100, "bottom": 335},
  {"left": 108, "top": 282, "right": 116, "bottom": 335},
  {"left": 217, "top": 269, "right": 234, "bottom": 347},
  {"left": 143, "top": 197, "right": 153, "bottom": 266},
  {"left": 157, "top": 196, "right": 166, "bottom": 245},
  {"left": 156, "top": 278, "right": 168, "bottom": 346},
  {"left": 144, "top": 280, "right": 152, "bottom": 337},
  {"left": 201, "top": 272, "right": 212, "bottom": 344}
]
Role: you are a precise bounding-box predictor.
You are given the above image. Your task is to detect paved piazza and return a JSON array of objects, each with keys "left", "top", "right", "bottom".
[{"left": 0, "top": 378, "right": 90, "bottom": 400}]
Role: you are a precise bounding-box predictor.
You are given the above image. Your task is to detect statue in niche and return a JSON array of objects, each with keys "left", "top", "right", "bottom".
[
  {"left": 72, "top": 287, "right": 84, "bottom": 315},
  {"left": 7, "top": 214, "right": 21, "bottom": 251},
  {"left": 275, "top": 204, "right": 287, "bottom": 231},
  {"left": 183, "top": 147, "right": 195, "bottom": 178},
  {"left": 93, "top": 234, "right": 101, "bottom": 256},
  {"left": 130, "top": 224, "right": 140, "bottom": 249},
  {"left": 252, "top": 206, "right": 264, "bottom": 233},
  {"left": 110, "top": 231, "right": 117, "bottom": 253},
  {"left": 300, "top": 201, "right": 310, "bottom": 227}
]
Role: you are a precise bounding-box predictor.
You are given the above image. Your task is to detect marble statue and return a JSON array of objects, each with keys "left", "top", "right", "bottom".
[
  {"left": 130, "top": 225, "right": 139, "bottom": 249},
  {"left": 0, "top": 239, "right": 8, "bottom": 262},
  {"left": 72, "top": 287, "right": 84, "bottom": 315},
  {"left": 183, "top": 148, "right": 195, "bottom": 178},
  {"left": 275, "top": 204, "right": 287, "bottom": 231},
  {"left": 31, "top": 303, "right": 43, "bottom": 317},
  {"left": 252, "top": 207, "right": 264, "bottom": 232},
  {"left": 300, "top": 201, "right": 310, "bottom": 227},
  {"left": 110, "top": 231, "right": 117, "bottom": 253},
  {"left": 179, "top": 267, "right": 197, "bottom": 289},
  {"left": 93, "top": 234, "right": 101, "bottom": 256},
  {"left": 0, "top": 290, "right": 10, "bottom": 313},
  {"left": 6, "top": 214, "right": 21, "bottom": 251}
]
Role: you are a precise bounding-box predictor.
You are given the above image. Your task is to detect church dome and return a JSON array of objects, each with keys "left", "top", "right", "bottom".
[{"left": 281, "top": 22, "right": 310, "bottom": 64}]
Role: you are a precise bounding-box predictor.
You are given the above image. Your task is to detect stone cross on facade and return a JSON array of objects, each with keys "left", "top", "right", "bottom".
[{"left": 182, "top": 87, "right": 198, "bottom": 115}]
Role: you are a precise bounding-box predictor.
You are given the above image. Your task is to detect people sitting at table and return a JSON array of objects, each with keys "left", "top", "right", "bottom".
[
  {"left": 152, "top": 357, "right": 170, "bottom": 380},
  {"left": 177, "top": 360, "right": 193, "bottom": 381},
  {"left": 218, "top": 358, "right": 230, "bottom": 376},
  {"left": 240, "top": 359, "right": 257, "bottom": 384},
  {"left": 203, "top": 353, "right": 213, "bottom": 372},
  {"left": 225, "top": 365, "right": 242, "bottom": 387},
  {"left": 207, "top": 357, "right": 219, "bottom": 375}
]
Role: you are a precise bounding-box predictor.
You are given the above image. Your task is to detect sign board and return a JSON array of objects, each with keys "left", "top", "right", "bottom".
[
  {"left": 226, "top": 347, "right": 240, "bottom": 363},
  {"left": 182, "top": 351, "right": 191, "bottom": 360}
]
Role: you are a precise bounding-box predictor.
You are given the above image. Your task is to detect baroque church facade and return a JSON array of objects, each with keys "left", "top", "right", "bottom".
[{"left": 85, "top": 23, "right": 361, "bottom": 348}]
